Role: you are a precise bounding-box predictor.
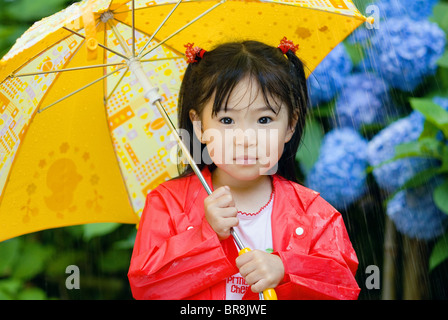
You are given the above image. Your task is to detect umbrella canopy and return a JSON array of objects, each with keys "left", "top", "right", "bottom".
[{"left": 0, "top": 0, "right": 369, "bottom": 242}]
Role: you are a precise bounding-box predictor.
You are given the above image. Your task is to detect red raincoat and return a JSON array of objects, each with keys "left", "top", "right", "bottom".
[{"left": 128, "top": 166, "right": 360, "bottom": 300}]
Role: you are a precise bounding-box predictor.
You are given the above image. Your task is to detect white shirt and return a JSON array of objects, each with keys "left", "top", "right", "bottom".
[{"left": 225, "top": 193, "right": 274, "bottom": 300}]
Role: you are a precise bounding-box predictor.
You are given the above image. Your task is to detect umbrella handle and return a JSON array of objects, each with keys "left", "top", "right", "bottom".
[{"left": 238, "top": 248, "right": 278, "bottom": 300}]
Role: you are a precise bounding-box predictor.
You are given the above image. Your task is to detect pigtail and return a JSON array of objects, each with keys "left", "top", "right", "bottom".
[
  {"left": 178, "top": 43, "right": 207, "bottom": 128},
  {"left": 285, "top": 49, "right": 309, "bottom": 121},
  {"left": 176, "top": 44, "right": 212, "bottom": 177},
  {"left": 276, "top": 39, "right": 309, "bottom": 183},
  {"left": 277, "top": 37, "right": 309, "bottom": 128}
]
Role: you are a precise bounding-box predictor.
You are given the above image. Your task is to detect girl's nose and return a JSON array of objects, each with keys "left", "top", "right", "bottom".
[{"left": 234, "top": 128, "right": 257, "bottom": 147}]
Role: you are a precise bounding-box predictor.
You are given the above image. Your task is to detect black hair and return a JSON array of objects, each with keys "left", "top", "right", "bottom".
[{"left": 176, "top": 40, "right": 308, "bottom": 183}]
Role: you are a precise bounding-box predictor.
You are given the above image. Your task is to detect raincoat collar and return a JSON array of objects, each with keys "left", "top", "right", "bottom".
[{"left": 186, "top": 165, "right": 318, "bottom": 213}]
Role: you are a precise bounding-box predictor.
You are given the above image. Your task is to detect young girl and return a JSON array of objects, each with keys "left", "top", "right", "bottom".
[{"left": 128, "top": 39, "right": 360, "bottom": 300}]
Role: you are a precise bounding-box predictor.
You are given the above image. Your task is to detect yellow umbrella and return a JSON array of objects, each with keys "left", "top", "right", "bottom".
[{"left": 0, "top": 0, "right": 371, "bottom": 243}]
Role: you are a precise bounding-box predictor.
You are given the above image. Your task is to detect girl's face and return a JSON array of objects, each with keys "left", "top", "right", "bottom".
[{"left": 189, "top": 77, "right": 297, "bottom": 181}]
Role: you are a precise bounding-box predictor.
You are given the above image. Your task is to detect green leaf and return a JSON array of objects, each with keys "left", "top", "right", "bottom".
[
  {"left": 433, "top": 180, "right": 448, "bottom": 215},
  {"left": 0, "top": 238, "right": 21, "bottom": 276},
  {"left": 311, "top": 100, "right": 336, "bottom": 118},
  {"left": 17, "top": 287, "right": 46, "bottom": 300},
  {"left": 82, "top": 223, "right": 121, "bottom": 241},
  {"left": 63, "top": 225, "right": 85, "bottom": 239},
  {"left": 430, "top": 232, "right": 448, "bottom": 271},
  {"left": 438, "top": 66, "right": 448, "bottom": 90},
  {"left": 409, "top": 98, "right": 448, "bottom": 137},
  {"left": 394, "top": 137, "right": 444, "bottom": 161},
  {"left": 400, "top": 167, "right": 442, "bottom": 190},
  {"left": 430, "top": 2, "right": 448, "bottom": 34},
  {"left": 12, "top": 242, "right": 53, "bottom": 281},
  {"left": 439, "top": 146, "right": 448, "bottom": 173},
  {"left": 296, "top": 117, "right": 324, "bottom": 174},
  {"left": 343, "top": 41, "right": 365, "bottom": 66},
  {"left": 100, "top": 249, "right": 132, "bottom": 273},
  {"left": 437, "top": 51, "right": 448, "bottom": 68},
  {"left": 44, "top": 250, "right": 84, "bottom": 279},
  {"left": 420, "top": 120, "right": 441, "bottom": 140},
  {"left": 0, "top": 279, "right": 22, "bottom": 299},
  {"left": 5, "top": 0, "right": 71, "bottom": 22},
  {"left": 113, "top": 228, "right": 137, "bottom": 250}
]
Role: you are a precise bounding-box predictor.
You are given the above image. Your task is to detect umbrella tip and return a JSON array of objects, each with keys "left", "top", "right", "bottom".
[{"left": 366, "top": 16, "right": 375, "bottom": 25}]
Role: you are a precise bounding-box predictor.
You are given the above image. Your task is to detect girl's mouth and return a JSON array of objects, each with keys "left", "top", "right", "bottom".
[{"left": 234, "top": 156, "right": 257, "bottom": 164}]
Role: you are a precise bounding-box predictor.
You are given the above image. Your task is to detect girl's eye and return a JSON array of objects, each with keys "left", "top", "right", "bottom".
[
  {"left": 219, "top": 117, "right": 234, "bottom": 125},
  {"left": 258, "top": 117, "right": 272, "bottom": 124}
]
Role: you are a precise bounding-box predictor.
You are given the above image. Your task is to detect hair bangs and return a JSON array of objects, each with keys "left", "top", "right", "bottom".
[{"left": 209, "top": 53, "right": 293, "bottom": 122}]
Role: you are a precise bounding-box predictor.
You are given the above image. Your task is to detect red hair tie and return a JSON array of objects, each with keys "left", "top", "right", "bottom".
[
  {"left": 278, "top": 37, "right": 299, "bottom": 54},
  {"left": 185, "top": 43, "right": 207, "bottom": 63}
]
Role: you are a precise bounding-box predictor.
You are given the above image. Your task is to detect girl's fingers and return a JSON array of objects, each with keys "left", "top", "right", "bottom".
[
  {"left": 220, "top": 206, "right": 238, "bottom": 218},
  {"left": 206, "top": 188, "right": 235, "bottom": 209},
  {"left": 240, "top": 264, "right": 271, "bottom": 293},
  {"left": 250, "top": 278, "right": 269, "bottom": 294},
  {"left": 216, "top": 217, "right": 239, "bottom": 239},
  {"left": 235, "top": 249, "right": 258, "bottom": 268},
  {"left": 204, "top": 186, "right": 238, "bottom": 240},
  {"left": 208, "top": 186, "right": 230, "bottom": 199},
  {"left": 214, "top": 194, "right": 236, "bottom": 208},
  {"left": 237, "top": 256, "right": 257, "bottom": 278},
  {"left": 206, "top": 186, "right": 231, "bottom": 200},
  {"left": 224, "top": 217, "right": 239, "bottom": 228}
]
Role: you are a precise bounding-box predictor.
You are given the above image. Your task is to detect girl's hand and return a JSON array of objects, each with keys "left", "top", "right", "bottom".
[
  {"left": 204, "top": 186, "right": 239, "bottom": 241},
  {"left": 236, "top": 250, "right": 285, "bottom": 293}
]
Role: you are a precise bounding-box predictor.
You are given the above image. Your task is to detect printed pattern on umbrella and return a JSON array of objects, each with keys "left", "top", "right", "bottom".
[{"left": 0, "top": 0, "right": 368, "bottom": 241}]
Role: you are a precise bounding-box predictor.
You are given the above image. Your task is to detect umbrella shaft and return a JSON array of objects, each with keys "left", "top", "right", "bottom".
[
  {"left": 131, "top": 62, "right": 248, "bottom": 253},
  {"left": 133, "top": 66, "right": 248, "bottom": 252},
  {"left": 108, "top": 20, "right": 133, "bottom": 58}
]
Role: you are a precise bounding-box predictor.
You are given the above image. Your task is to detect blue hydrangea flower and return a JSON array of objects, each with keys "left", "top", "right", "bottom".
[
  {"left": 367, "top": 111, "right": 439, "bottom": 192},
  {"left": 306, "top": 128, "right": 368, "bottom": 210},
  {"left": 349, "top": 0, "right": 439, "bottom": 48},
  {"left": 371, "top": 0, "right": 439, "bottom": 21},
  {"left": 404, "top": 0, "right": 439, "bottom": 20},
  {"left": 433, "top": 96, "right": 448, "bottom": 111},
  {"left": 307, "top": 44, "right": 353, "bottom": 106},
  {"left": 332, "top": 72, "right": 397, "bottom": 130},
  {"left": 387, "top": 179, "right": 448, "bottom": 240},
  {"left": 366, "top": 17, "right": 446, "bottom": 92}
]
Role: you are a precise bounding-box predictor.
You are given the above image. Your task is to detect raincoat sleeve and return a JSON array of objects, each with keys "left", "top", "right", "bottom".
[
  {"left": 272, "top": 196, "right": 360, "bottom": 300},
  {"left": 128, "top": 187, "right": 236, "bottom": 300}
]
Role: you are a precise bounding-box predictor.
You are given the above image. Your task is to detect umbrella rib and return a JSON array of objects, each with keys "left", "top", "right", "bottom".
[
  {"left": 132, "top": 0, "right": 136, "bottom": 57},
  {"left": 11, "top": 62, "right": 127, "bottom": 78},
  {"left": 139, "top": 0, "right": 225, "bottom": 60},
  {"left": 140, "top": 56, "right": 184, "bottom": 63},
  {"left": 137, "top": 0, "right": 183, "bottom": 58},
  {"left": 107, "top": 0, "right": 130, "bottom": 12},
  {"left": 105, "top": 66, "right": 129, "bottom": 103},
  {"left": 38, "top": 66, "right": 125, "bottom": 113},
  {"left": 62, "top": 26, "right": 129, "bottom": 60},
  {"left": 112, "top": 1, "right": 184, "bottom": 14},
  {"left": 112, "top": 17, "right": 186, "bottom": 59}
]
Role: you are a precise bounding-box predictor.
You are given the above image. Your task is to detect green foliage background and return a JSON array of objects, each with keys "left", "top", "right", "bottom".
[{"left": 0, "top": 0, "right": 447, "bottom": 300}]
